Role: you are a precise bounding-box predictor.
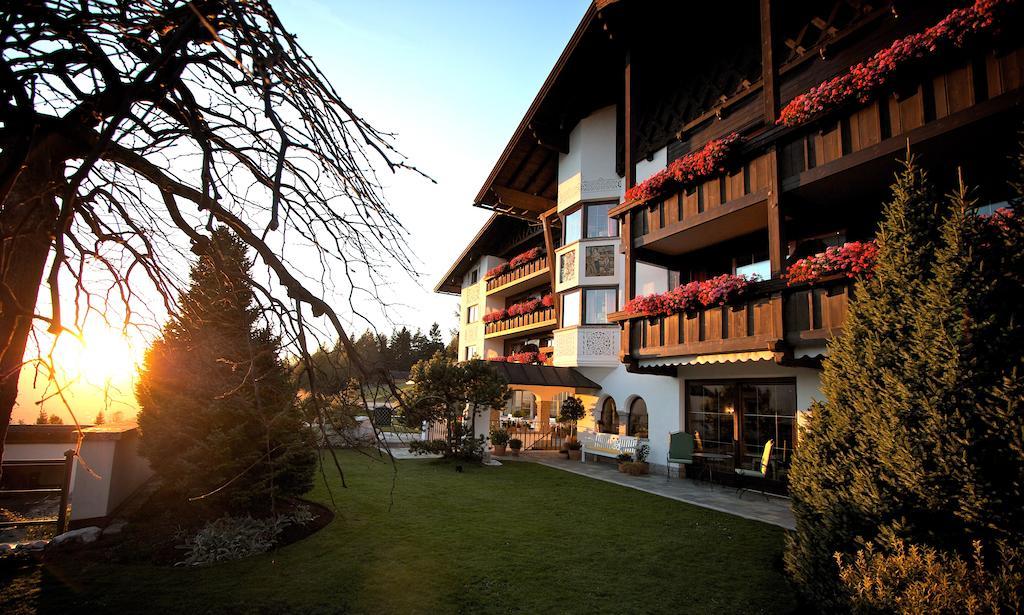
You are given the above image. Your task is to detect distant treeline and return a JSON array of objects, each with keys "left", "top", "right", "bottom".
[{"left": 295, "top": 323, "right": 456, "bottom": 393}]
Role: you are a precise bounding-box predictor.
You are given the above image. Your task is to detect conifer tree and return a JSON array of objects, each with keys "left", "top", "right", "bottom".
[
  {"left": 786, "top": 155, "right": 1024, "bottom": 607},
  {"left": 137, "top": 229, "right": 316, "bottom": 510}
]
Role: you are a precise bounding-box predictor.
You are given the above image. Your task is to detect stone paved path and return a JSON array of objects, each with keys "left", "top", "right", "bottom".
[{"left": 502, "top": 451, "right": 795, "bottom": 530}]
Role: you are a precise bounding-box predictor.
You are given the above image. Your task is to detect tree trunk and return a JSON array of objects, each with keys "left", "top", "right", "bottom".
[{"left": 0, "top": 153, "right": 61, "bottom": 466}]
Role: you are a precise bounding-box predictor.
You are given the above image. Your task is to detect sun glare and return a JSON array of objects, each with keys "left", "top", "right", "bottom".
[{"left": 50, "top": 324, "right": 144, "bottom": 388}]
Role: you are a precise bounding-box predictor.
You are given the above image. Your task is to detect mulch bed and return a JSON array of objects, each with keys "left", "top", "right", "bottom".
[{"left": 1, "top": 488, "right": 334, "bottom": 569}]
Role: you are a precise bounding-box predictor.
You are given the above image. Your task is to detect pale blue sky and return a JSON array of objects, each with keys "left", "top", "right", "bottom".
[{"left": 274, "top": 0, "right": 590, "bottom": 336}]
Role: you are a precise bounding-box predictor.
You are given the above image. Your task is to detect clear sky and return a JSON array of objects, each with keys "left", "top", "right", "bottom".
[
  {"left": 271, "top": 0, "right": 590, "bottom": 334},
  {"left": 11, "top": 0, "right": 590, "bottom": 425}
]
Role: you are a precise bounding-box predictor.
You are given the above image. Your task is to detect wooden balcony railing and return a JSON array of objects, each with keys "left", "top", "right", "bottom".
[
  {"left": 629, "top": 277, "right": 851, "bottom": 359},
  {"left": 484, "top": 306, "right": 556, "bottom": 337},
  {"left": 485, "top": 257, "right": 548, "bottom": 292}
]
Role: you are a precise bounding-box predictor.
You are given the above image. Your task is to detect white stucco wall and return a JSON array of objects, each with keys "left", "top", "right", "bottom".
[
  {"left": 634, "top": 145, "right": 668, "bottom": 184},
  {"left": 557, "top": 105, "right": 622, "bottom": 211},
  {"left": 576, "top": 365, "right": 681, "bottom": 466}
]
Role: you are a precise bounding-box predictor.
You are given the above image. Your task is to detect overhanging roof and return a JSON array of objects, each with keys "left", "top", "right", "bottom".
[
  {"left": 473, "top": 0, "right": 625, "bottom": 219},
  {"left": 433, "top": 214, "right": 543, "bottom": 295},
  {"left": 484, "top": 361, "right": 601, "bottom": 390}
]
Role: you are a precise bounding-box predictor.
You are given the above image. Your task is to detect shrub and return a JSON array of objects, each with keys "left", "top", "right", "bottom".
[
  {"left": 408, "top": 439, "right": 446, "bottom": 455},
  {"left": 785, "top": 154, "right": 1024, "bottom": 607},
  {"left": 837, "top": 539, "right": 1024, "bottom": 614},
  {"left": 616, "top": 453, "right": 633, "bottom": 463},
  {"left": 508, "top": 438, "right": 523, "bottom": 450},
  {"left": 489, "top": 428, "right": 510, "bottom": 446},
  {"left": 634, "top": 444, "right": 650, "bottom": 464},
  {"left": 566, "top": 440, "right": 582, "bottom": 451},
  {"left": 175, "top": 506, "right": 314, "bottom": 567}
]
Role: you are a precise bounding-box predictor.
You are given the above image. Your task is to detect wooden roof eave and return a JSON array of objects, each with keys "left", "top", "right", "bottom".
[{"left": 472, "top": 0, "right": 622, "bottom": 209}]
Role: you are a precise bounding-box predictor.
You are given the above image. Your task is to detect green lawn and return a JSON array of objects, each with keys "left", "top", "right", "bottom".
[{"left": 1, "top": 452, "right": 798, "bottom": 614}]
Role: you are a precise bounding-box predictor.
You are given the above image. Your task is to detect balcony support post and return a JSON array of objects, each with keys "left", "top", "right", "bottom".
[{"left": 541, "top": 208, "right": 560, "bottom": 324}]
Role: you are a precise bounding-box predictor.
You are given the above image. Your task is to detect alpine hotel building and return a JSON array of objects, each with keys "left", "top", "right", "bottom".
[{"left": 435, "top": 0, "right": 1023, "bottom": 490}]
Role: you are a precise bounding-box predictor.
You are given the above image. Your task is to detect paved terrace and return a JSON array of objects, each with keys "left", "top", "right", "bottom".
[{"left": 499, "top": 451, "right": 795, "bottom": 530}]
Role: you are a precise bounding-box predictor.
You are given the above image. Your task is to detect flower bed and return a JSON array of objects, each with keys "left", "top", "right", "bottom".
[
  {"left": 483, "top": 294, "right": 554, "bottom": 324},
  {"left": 777, "top": 0, "right": 1009, "bottom": 128},
  {"left": 484, "top": 247, "right": 546, "bottom": 280},
  {"left": 785, "top": 241, "right": 878, "bottom": 286},
  {"left": 624, "top": 133, "right": 743, "bottom": 206},
  {"left": 622, "top": 274, "right": 756, "bottom": 318}
]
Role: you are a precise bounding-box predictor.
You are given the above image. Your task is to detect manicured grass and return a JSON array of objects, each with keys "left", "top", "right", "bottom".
[{"left": 1, "top": 452, "right": 798, "bottom": 614}]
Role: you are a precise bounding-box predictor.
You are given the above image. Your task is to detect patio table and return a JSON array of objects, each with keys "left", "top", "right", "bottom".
[{"left": 691, "top": 452, "right": 733, "bottom": 483}]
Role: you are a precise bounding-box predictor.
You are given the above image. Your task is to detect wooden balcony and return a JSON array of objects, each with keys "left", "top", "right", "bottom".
[
  {"left": 779, "top": 47, "right": 1024, "bottom": 190},
  {"left": 628, "top": 277, "right": 851, "bottom": 360},
  {"left": 485, "top": 257, "right": 548, "bottom": 294},
  {"left": 484, "top": 306, "right": 557, "bottom": 339}
]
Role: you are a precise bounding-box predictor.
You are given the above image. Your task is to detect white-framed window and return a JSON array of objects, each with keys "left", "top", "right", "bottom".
[
  {"left": 464, "top": 345, "right": 478, "bottom": 361},
  {"left": 466, "top": 305, "right": 478, "bottom": 323},
  {"left": 561, "top": 289, "right": 581, "bottom": 327},
  {"left": 564, "top": 209, "right": 582, "bottom": 244},
  {"left": 584, "top": 288, "right": 617, "bottom": 324}
]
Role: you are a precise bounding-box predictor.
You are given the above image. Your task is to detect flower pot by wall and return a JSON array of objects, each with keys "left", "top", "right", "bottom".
[
  {"left": 568, "top": 449, "right": 582, "bottom": 461},
  {"left": 510, "top": 448, "right": 520, "bottom": 457},
  {"left": 493, "top": 444, "right": 507, "bottom": 456}
]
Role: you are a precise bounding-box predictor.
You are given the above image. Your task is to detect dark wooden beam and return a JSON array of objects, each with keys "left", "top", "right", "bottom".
[
  {"left": 541, "top": 208, "right": 561, "bottom": 324},
  {"left": 528, "top": 123, "right": 569, "bottom": 154},
  {"left": 624, "top": 49, "right": 636, "bottom": 189},
  {"left": 492, "top": 186, "right": 555, "bottom": 214},
  {"left": 760, "top": 0, "right": 779, "bottom": 123}
]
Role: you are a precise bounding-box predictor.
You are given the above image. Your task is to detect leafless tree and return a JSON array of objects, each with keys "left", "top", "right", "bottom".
[{"left": 0, "top": 0, "right": 426, "bottom": 465}]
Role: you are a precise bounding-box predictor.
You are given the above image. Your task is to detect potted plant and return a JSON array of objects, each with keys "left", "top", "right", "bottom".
[
  {"left": 557, "top": 396, "right": 586, "bottom": 452},
  {"left": 490, "top": 427, "right": 510, "bottom": 456},
  {"left": 632, "top": 444, "right": 651, "bottom": 475},
  {"left": 508, "top": 438, "right": 523, "bottom": 457},
  {"left": 567, "top": 439, "right": 582, "bottom": 461},
  {"left": 616, "top": 453, "right": 633, "bottom": 472}
]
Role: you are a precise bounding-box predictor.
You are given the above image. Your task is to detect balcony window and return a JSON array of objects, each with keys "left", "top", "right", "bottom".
[
  {"left": 561, "top": 289, "right": 581, "bottom": 327},
  {"left": 466, "top": 305, "right": 478, "bottom": 324},
  {"left": 585, "top": 245, "right": 615, "bottom": 277},
  {"left": 564, "top": 209, "right": 581, "bottom": 244},
  {"left": 468, "top": 268, "right": 478, "bottom": 285},
  {"left": 464, "top": 345, "right": 478, "bottom": 361},
  {"left": 585, "top": 202, "right": 618, "bottom": 238},
  {"left": 736, "top": 260, "right": 770, "bottom": 280},
  {"left": 584, "top": 288, "right": 617, "bottom": 325},
  {"left": 635, "top": 261, "right": 669, "bottom": 297}
]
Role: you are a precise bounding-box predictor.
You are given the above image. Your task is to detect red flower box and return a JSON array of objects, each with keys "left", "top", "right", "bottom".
[
  {"left": 484, "top": 247, "right": 546, "bottom": 280},
  {"left": 777, "top": 0, "right": 1009, "bottom": 128},
  {"left": 785, "top": 241, "right": 878, "bottom": 286},
  {"left": 484, "top": 294, "right": 554, "bottom": 325},
  {"left": 622, "top": 274, "right": 756, "bottom": 318},
  {"left": 624, "top": 133, "right": 743, "bottom": 206}
]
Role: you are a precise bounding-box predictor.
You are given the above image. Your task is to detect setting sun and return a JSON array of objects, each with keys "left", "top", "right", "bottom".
[{"left": 50, "top": 323, "right": 145, "bottom": 389}]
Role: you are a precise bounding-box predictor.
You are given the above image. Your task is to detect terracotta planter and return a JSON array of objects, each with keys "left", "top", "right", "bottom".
[
  {"left": 510, "top": 448, "right": 521, "bottom": 457},
  {"left": 568, "top": 449, "right": 582, "bottom": 461},
  {"left": 493, "top": 444, "right": 507, "bottom": 456}
]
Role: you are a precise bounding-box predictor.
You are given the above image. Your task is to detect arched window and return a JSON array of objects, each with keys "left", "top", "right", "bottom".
[
  {"left": 628, "top": 397, "right": 648, "bottom": 437},
  {"left": 599, "top": 397, "right": 618, "bottom": 434}
]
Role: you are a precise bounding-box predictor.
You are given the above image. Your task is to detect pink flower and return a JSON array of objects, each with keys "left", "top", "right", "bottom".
[
  {"left": 785, "top": 241, "right": 878, "bottom": 286},
  {"left": 777, "top": 0, "right": 1008, "bottom": 128}
]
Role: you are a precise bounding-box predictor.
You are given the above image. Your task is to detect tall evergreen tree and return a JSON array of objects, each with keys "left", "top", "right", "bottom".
[
  {"left": 786, "top": 156, "right": 1024, "bottom": 607},
  {"left": 137, "top": 229, "right": 315, "bottom": 510}
]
